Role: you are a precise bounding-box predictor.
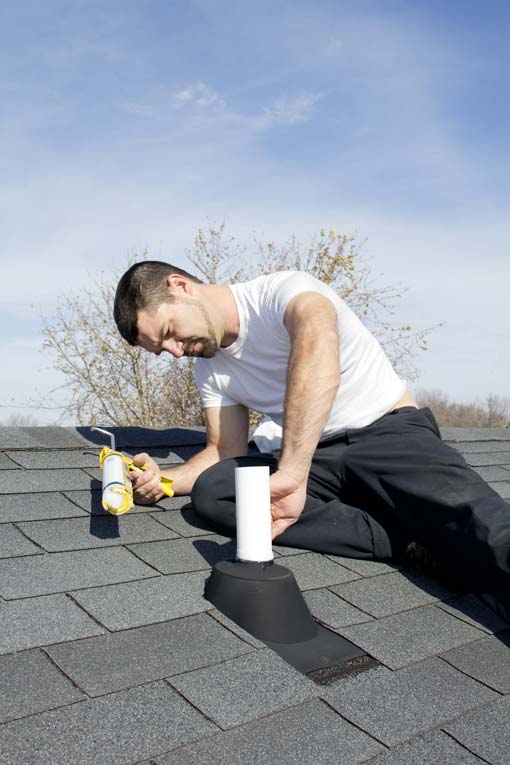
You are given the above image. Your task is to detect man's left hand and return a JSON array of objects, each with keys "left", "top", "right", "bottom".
[{"left": 270, "top": 469, "right": 307, "bottom": 540}]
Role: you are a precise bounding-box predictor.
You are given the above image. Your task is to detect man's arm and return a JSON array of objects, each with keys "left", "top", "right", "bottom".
[
  {"left": 131, "top": 404, "right": 249, "bottom": 504},
  {"left": 270, "top": 291, "right": 340, "bottom": 539}
]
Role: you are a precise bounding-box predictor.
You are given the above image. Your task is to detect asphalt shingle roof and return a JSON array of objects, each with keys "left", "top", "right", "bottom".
[{"left": 1, "top": 424, "right": 510, "bottom": 764}]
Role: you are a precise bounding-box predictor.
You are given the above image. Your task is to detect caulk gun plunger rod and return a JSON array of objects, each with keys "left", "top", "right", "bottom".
[{"left": 91, "top": 427, "right": 116, "bottom": 451}]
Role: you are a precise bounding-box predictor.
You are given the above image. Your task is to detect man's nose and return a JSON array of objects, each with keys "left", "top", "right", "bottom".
[{"left": 161, "top": 339, "right": 184, "bottom": 358}]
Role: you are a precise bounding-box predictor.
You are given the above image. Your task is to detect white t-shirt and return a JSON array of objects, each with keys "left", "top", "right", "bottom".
[{"left": 194, "top": 271, "right": 407, "bottom": 438}]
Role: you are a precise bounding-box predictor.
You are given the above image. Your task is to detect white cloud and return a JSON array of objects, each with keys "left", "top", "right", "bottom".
[
  {"left": 173, "top": 80, "right": 225, "bottom": 110},
  {"left": 257, "top": 92, "right": 320, "bottom": 129},
  {"left": 126, "top": 78, "right": 319, "bottom": 138}
]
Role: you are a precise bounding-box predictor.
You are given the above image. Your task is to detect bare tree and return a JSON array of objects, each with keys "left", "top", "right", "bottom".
[
  {"left": 188, "top": 223, "right": 434, "bottom": 380},
  {"left": 481, "top": 395, "right": 510, "bottom": 428},
  {"left": 416, "top": 389, "right": 510, "bottom": 428},
  {"left": 41, "top": 224, "right": 433, "bottom": 426},
  {"left": 0, "top": 413, "right": 40, "bottom": 426},
  {"left": 41, "top": 267, "right": 204, "bottom": 427}
]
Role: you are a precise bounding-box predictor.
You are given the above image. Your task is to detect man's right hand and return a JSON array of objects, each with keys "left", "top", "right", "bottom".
[{"left": 130, "top": 452, "right": 164, "bottom": 505}]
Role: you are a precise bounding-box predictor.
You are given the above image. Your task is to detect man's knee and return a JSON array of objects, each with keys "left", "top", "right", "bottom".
[
  {"left": 191, "top": 460, "right": 236, "bottom": 528},
  {"left": 191, "top": 464, "right": 219, "bottom": 520},
  {"left": 191, "top": 454, "right": 277, "bottom": 529}
]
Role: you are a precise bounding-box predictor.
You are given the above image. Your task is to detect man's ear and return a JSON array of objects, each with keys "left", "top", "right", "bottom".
[{"left": 166, "top": 273, "right": 188, "bottom": 293}]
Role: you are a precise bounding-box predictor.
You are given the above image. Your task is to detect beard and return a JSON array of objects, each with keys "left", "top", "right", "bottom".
[
  {"left": 174, "top": 294, "right": 222, "bottom": 358},
  {"left": 183, "top": 336, "right": 218, "bottom": 358}
]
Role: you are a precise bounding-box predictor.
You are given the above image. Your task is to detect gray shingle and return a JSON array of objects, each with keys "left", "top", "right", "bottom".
[
  {"left": 153, "top": 506, "right": 215, "bottom": 536},
  {"left": 62, "top": 488, "right": 190, "bottom": 515},
  {"left": 18, "top": 514, "right": 178, "bottom": 552},
  {"left": 438, "top": 594, "right": 510, "bottom": 634},
  {"left": 0, "top": 492, "right": 87, "bottom": 522},
  {"left": 0, "top": 427, "right": 91, "bottom": 450},
  {"left": 272, "top": 544, "right": 310, "bottom": 556},
  {"left": 0, "top": 453, "right": 20, "bottom": 470},
  {"left": 46, "top": 612, "right": 253, "bottom": 696},
  {"left": 78, "top": 425, "right": 207, "bottom": 449},
  {"left": 367, "top": 730, "right": 485, "bottom": 764},
  {"left": 83, "top": 467, "right": 103, "bottom": 481},
  {"left": 153, "top": 452, "right": 184, "bottom": 464},
  {"left": 331, "top": 571, "right": 452, "bottom": 618},
  {"left": 155, "top": 446, "right": 205, "bottom": 462},
  {"left": 0, "top": 469, "right": 92, "bottom": 494},
  {"left": 28, "top": 427, "right": 96, "bottom": 448},
  {"left": 278, "top": 552, "right": 360, "bottom": 590},
  {"left": 157, "top": 699, "right": 384, "bottom": 765},
  {"left": 441, "top": 428, "right": 510, "bottom": 442},
  {"left": 473, "top": 465, "right": 510, "bottom": 481},
  {"left": 153, "top": 494, "right": 194, "bottom": 511},
  {"left": 324, "top": 658, "right": 497, "bottom": 747},
  {"left": 463, "top": 451, "right": 510, "bottom": 467},
  {"left": 0, "top": 547, "right": 157, "bottom": 599},
  {"left": 9, "top": 447, "right": 188, "bottom": 470},
  {"left": 490, "top": 481, "right": 510, "bottom": 499},
  {"left": 6, "top": 450, "right": 100, "bottom": 469},
  {"left": 0, "top": 594, "right": 105, "bottom": 655},
  {"left": 208, "top": 608, "right": 266, "bottom": 649},
  {"left": 0, "top": 524, "right": 42, "bottom": 558},
  {"left": 0, "top": 680, "right": 216, "bottom": 765},
  {"left": 453, "top": 440, "right": 510, "bottom": 454},
  {"left": 3, "top": 424, "right": 510, "bottom": 764},
  {"left": 123, "top": 447, "right": 189, "bottom": 463},
  {"left": 444, "top": 695, "right": 510, "bottom": 765},
  {"left": 0, "top": 428, "right": 43, "bottom": 449},
  {"left": 0, "top": 649, "right": 85, "bottom": 724},
  {"left": 303, "top": 588, "right": 373, "bottom": 628},
  {"left": 441, "top": 630, "right": 510, "bottom": 692},
  {"left": 169, "top": 649, "right": 319, "bottom": 730},
  {"left": 325, "top": 554, "right": 401, "bottom": 577},
  {"left": 62, "top": 489, "right": 107, "bottom": 514},
  {"left": 70, "top": 571, "right": 212, "bottom": 630},
  {"left": 339, "top": 605, "right": 485, "bottom": 669},
  {"left": 127, "top": 535, "right": 236, "bottom": 574}
]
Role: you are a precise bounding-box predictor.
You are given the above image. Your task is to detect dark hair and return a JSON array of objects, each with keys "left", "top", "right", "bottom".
[{"left": 113, "top": 261, "right": 202, "bottom": 345}]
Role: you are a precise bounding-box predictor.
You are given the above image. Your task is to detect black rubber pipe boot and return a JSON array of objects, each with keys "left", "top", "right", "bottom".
[{"left": 205, "top": 560, "right": 318, "bottom": 644}]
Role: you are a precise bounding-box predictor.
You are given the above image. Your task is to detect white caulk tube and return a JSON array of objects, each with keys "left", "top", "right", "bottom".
[
  {"left": 235, "top": 465, "right": 274, "bottom": 562},
  {"left": 102, "top": 452, "right": 130, "bottom": 513}
]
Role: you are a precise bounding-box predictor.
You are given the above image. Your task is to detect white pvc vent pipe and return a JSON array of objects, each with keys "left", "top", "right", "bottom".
[{"left": 235, "top": 465, "right": 274, "bottom": 563}]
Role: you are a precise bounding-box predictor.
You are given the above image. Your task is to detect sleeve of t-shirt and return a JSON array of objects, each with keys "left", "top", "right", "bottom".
[
  {"left": 269, "top": 271, "right": 332, "bottom": 322},
  {"left": 193, "top": 358, "right": 239, "bottom": 409}
]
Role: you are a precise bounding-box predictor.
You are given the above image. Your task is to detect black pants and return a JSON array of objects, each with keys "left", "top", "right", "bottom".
[{"left": 192, "top": 407, "right": 510, "bottom": 617}]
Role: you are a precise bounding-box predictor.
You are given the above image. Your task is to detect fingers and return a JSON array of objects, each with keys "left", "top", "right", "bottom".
[
  {"left": 269, "top": 480, "right": 307, "bottom": 539},
  {"left": 132, "top": 452, "right": 158, "bottom": 471},
  {"left": 271, "top": 517, "right": 296, "bottom": 540},
  {"left": 130, "top": 453, "right": 162, "bottom": 505},
  {"left": 131, "top": 472, "right": 162, "bottom": 505}
]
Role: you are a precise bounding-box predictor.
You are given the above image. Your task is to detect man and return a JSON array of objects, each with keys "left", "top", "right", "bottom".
[{"left": 114, "top": 260, "right": 510, "bottom": 620}]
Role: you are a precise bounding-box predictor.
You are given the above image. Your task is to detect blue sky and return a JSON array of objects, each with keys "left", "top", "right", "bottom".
[{"left": 1, "top": 0, "right": 509, "bottom": 423}]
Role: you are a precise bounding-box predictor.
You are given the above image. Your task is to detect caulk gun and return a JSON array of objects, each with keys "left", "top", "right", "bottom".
[{"left": 92, "top": 427, "right": 174, "bottom": 515}]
